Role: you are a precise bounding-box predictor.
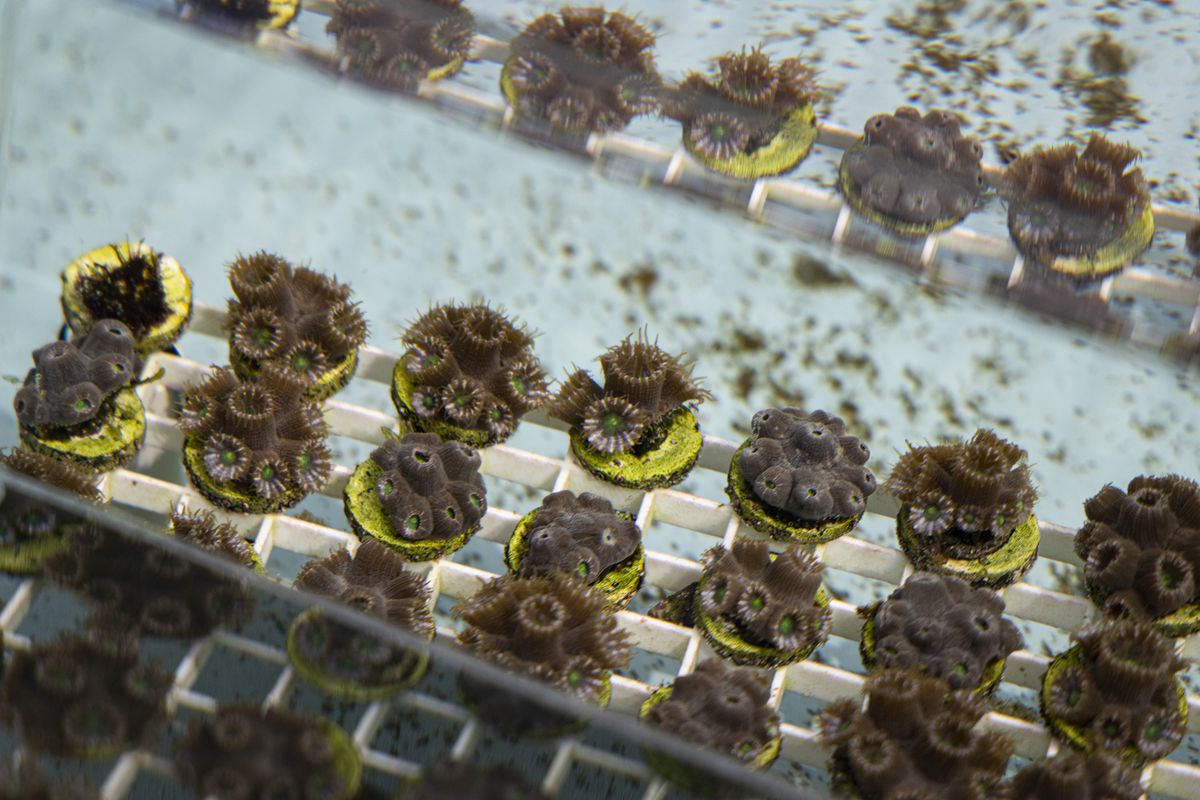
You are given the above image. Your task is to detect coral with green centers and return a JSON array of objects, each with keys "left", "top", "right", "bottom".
[
  {"left": 819, "top": 669, "right": 1014, "bottom": 800},
  {"left": 402, "top": 757, "right": 545, "bottom": 800},
  {"left": 501, "top": 7, "right": 661, "bottom": 134},
  {"left": 1003, "top": 134, "right": 1153, "bottom": 279},
  {"left": 0, "top": 449, "right": 102, "bottom": 574},
  {"left": 663, "top": 46, "right": 820, "bottom": 178},
  {"left": 327, "top": 0, "right": 476, "bottom": 89},
  {"left": 61, "top": 241, "right": 193, "bottom": 356},
  {"left": 179, "top": 364, "right": 331, "bottom": 513},
  {"left": 1074, "top": 474, "right": 1200, "bottom": 635},
  {"left": 344, "top": 432, "right": 487, "bottom": 561},
  {"left": 226, "top": 251, "right": 367, "bottom": 401},
  {"left": 839, "top": 107, "right": 987, "bottom": 235},
  {"left": 174, "top": 705, "right": 362, "bottom": 800},
  {"left": 169, "top": 508, "right": 262, "bottom": 572},
  {"left": 860, "top": 572, "right": 1021, "bottom": 695},
  {"left": 394, "top": 303, "right": 549, "bottom": 447},
  {"left": 176, "top": 0, "right": 298, "bottom": 30},
  {"left": 1041, "top": 617, "right": 1187, "bottom": 765},
  {"left": 1011, "top": 751, "right": 1143, "bottom": 800},
  {"left": 289, "top": 540, "right": 434, "bottom": 698},
  {"left": 729, "top": 408, "right": 875, "bottom": 543},
  {"left": 0, "top": 618, "right": 171, "bottom": 758},
  {"left": 505, "top": 490, "right": 643, "bottom": 606},
  {"left": 695, "top": 539, "right": 830, "bottom": 667},
  {"left": 44, "top": 525, "right": 254, "bottom": 639}
]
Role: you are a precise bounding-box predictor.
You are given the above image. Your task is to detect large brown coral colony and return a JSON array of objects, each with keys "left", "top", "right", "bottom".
[
  {"left": 504, "top": 7, "right": 661, "bottom": 134},
  {"left": 1011, "top": 751, "right": 1143, "bottom": 800},
  {"left": 14, "top": 321, "right": 137, "bottom": 430},
  {"left": 520, "top": 491, "right": 639, "bottom": 583},
  {"left": 738, "top": 408, "right": 876, "bottom": 523},
  {"left": 819, "top": 669, "right": 1013, "bottom": 799},
  {"left": 1, "top": 621, "right": 171, "bottom": 757},
  {"left": 1044, "top": 618, "right": 1185, "bottom": 762},
  {"left": 401, "top": 303, "right": 549, "bottom": 441},
  {"left": 663, "top": 47, "right": 818, "bottom": 163},
  {"left": 645, "top": 659, "right": 779, "bottom": 760},
  {"left": 886, "top": 428, "right": 1037, "bottom": 558},
  {"left": 1074, "top": 474, "right": 1200, "bottom": 621},
  {"left": 327, "top": 0, "right": 476, "bottom": 90},
  {"left": 842, "top": 107, "right": 986, "bottom": 228},
  {"left": 226, "top": 251, "right": 367, "bottom": 394},
  {"left": 547, "top": 332, "right": 708, "bottom": 454},
  {"left": 179, "top": 365, "right": 331, "bottom": 505},
  {"left": 370, "top": 433, "right": 487, "bottom": 542},
  {"left": 1003, "top": 135, "right": 1149, "bottom": 265},
  {"left": 869, "top": 572, "right": 1022, "bottom": 690},
  {"left": 699, "top": 540, "right": 830, "bottom": 653},
  {"left": 457, "top": 574, "right": 630, "bottom": 702}
]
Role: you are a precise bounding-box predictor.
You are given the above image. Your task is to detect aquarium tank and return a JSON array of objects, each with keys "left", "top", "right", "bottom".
[{"left": 0, "top": 0, "right": 1198, "bottom": 797}]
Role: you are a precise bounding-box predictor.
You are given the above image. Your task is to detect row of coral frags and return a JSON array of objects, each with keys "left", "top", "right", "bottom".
[{"left": 5, "top": 235, "right": 1199, "bottom": 797}]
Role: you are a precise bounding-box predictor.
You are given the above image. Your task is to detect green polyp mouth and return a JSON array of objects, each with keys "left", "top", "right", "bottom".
[
  {"left": 220, "top": 449, "right": 238, "bottom": 467},
  {"left": 601, "top": 411, "right": 623, "bottom": 436},
  {"left": 255, "top": 326, "right": 274, "bottom": 347},
  {"left": 291, "top": 352, "right": 311, "bottom": 372},
  {"left": 778, "top": 615, "right": 795, "bottom": 635},
  {"left": 260, "top": 465, "right": 275, "bottom": 481},
  {"left": 569, "top": 406, "right": 702, "bottom": 491},
  {"left": 682, "top": 104, "right": 817, "bottom": 180},
  {"left": 404, "top": 514, "right": 420, "bottom": 531}
]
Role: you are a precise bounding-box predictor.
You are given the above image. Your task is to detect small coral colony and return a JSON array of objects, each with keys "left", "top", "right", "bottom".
[{"left": 0, "top": 0, "right": 1188, "bottom": 796}]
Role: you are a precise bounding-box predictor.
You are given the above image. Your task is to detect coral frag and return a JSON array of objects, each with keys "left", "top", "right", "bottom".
[
  {"left": 1011, "top": 751, "right": 1143, "bottom": 800},
  {"left": 226, "top": 251, "right": 368, "bottom": 400},
  {"left": 839, "top": 107, "right": 986, "bottom": 234},
  {"left": 169, "top": 508, "right": 260, "bottom": 569},
  {"left": 179, "top": 364, "right": 331, "bottom": 513},
  {"left": 819, "top": 669, "right": 1013, "bottom": 799},
  {"left": 327, "top": 0, "right": 476, "bottom": 89},
  {"left": 0, "top": 450, "right": 101, "bottom": 574},
  {"left": 502, "top": 7, "right": 661, "bottom": 134},
  {"left": 177, "top": 0, "right": 299, "bottom": 30},
  {"left": 730, "top": 407, "right": 875, "bottom": 542},
  {"left": 1074, "top": 474, "right": 1200, "bottom": 634}
]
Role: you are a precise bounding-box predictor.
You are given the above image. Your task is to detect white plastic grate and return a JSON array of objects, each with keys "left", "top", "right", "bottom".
[{"left": 3, "top": 299, "right": 1198, "bottom": 798}]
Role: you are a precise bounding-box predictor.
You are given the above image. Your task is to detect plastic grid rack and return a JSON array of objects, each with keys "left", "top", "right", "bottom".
[{"left": 2, "top": 299, "right": 1197, "bottom": 798}]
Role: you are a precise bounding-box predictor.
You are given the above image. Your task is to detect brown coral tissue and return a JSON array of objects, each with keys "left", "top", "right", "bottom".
[
  {"left": 407, "top": 757, "right": 545, "bottom": 800},
  {"left": 226, "top": 251, "right": 367, "bottom": 390},
  {"left": 0, "top": 760, "right": 97, "bottom": 800},
  {"left": 402, "top": 303, "right": 549, "bottom": 440},
  {"left": 327, "top": 0, "right": 476, "bottom": 90},
  {"left": 1011, "top": 751, "right": 1143, "bottom": 800},
  {"left": 699, "top": 540, "right": 830, "bottom": 653},
  {"left": 645, "top": 659, "right": 779, "bottom": 760},
  {"left": 547, "top": 331, "right": 709, "bottom": 454},
  {"left": 75, "top": 244, "right": 171, "bottom": 341},
  {"left": 175, "top": 705, "right": 350, "bottom": 799},
  {"left": 1046, "top": 617, "right": 1185, "bottom": 762},
  {"left": 1074, "top": 474, "right": 1200, "bottom": 620},
  {"left": 869, "top": 572, "right": 1022, "bottom": 690},
  {"left": 0, "top": 449, "right": 102, "bottom": 503},
  {"left": 170, "top": 508, "right": 257, "bottom": 568},
  {"left": 0, "top": 619, "right": 171, "bottom": 757},
  {"left": 842, "top": 107, "right": 986, "bottom": 227},
  {"left": 504, "top": 7, "right": 661, "bottom": 134},
  {"left": 885, "top": 428, "right": 1037, "bottom": 559},
  {"left": 14, "top": 320, "right": 137, "bottom": 431},
  {"left": 179, "top": 364, "right": 332, "bottom": 502},
  {"left": 819, "top": 669, "right": 1013, "bottom": 799},
  {"left": 520, "top": 490, "right": 640, "bottom": 584},
  {"left": 370, "top": 432, "right": 487, "bottom": 541},
  {"left": 663, "top": 46, "right": 819, "bottom": 162},
  {"left": 738, "top": 408, "right": 876, "bottom": 522},
  {"left": 1003, "top": 134, "right": 1149, "bottom": 264}
]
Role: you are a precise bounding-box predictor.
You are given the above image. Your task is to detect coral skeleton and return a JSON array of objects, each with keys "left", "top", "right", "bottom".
[{"left": 327, "top": 0, "right": 476, "bottom": 89}]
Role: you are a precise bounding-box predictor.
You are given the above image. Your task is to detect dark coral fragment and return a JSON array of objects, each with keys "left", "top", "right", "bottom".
[
  {"left": 370, "top": 432, "right": 487, "bottom": 542},
  {"left": 1074, "top": 474, "right": 1200, "bottom": 621},
  {"left": 819, "top": 669, "right": 1013, "bottom": 799},
  {"left": 1003, "top": 134, "right": 1150, "bottom": 266},
  {"left": 645, "top": 659, "right": 779, "bottom": 761},
  {"left": 170, "top": 508, "right": 257, "bottom": 568},
  {"left": 400, "top": 303, "right": 549, "bottom": 441},
  {"left": 14, "top": 320, "right": 137, "bottom": 430},
  {"left": 73, "top": 244, "right": 171, "bottom": 341},
  {"left": 738, "top": 408, "right": 876, "bottom": 523},
  {"left": 699, "top": 539, "right": 830, "bottom": 653},
  {"left": 177, "top": 0, "right": 297, "bottom": 29},
  {"left": 0, "top": 619, "right": 171, "bottom": 757},
  {"left": 0, "top": 449, "right": 102, "bottom": 503},
  {"left": 519, "top": 490, "right": 639, "bottom": 584},
  {"left": 504, "top": 7, "right": 661, "bottom": 134},
  {"left": 0, "top": 451, "right": 100, "bottom": 574},
  {"left": 226, "top": 252, "right": 367, "bottom": 393},
  {"left": 842, "top": 106, "right": 986, "bottom": 229},
  {"left": 1044, "top": 617, "right": 1185, "bottom": 762},
  {"left": 886, "top": 428, "right": 1037, "bottom": 559},
  {"left": 547, "top": 331, "right": 708, "bottom": 454},
  {"left": 327, "top": 0, "right": 476, "bottom": 90},
  {"left": 1011, "top": 751, "right": 1142, "bottom": 800},
  {"left": 869, "top": 572, "right": 1022, "bottom": 690},
  {"left": 0, "top": 760, "right": 97, "bottom": 800},
  {"left": 406, "top": 757, "right": 545, "bottom": 800}
]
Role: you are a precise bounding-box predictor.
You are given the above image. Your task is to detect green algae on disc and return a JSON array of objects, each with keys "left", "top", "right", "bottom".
[
  {"left": 693, "top": 576, "right": 830, "bottom": 668},
  {"left": 683, "top": 105, "right": 817, "bottom": 180},
  {"left": 182, "top": 434, "right": 306, "bottom": 515},
  {"left": 895, "top": 507, "right": 1039, "bottom": 589},
  {"left": 568, "top": 406, "right": 702, "bottom": 490},
  {"left": 21, "top": 388, "right": 145, "bottom": 473}
]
